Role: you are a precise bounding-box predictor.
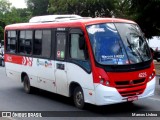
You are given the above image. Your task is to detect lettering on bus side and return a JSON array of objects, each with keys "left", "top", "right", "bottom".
[
  {"left": 57, "top": 28, "right": 66, "bottom": 31},
  {"left": 36, "top": 59, "right": 52, "bottom": 68}
]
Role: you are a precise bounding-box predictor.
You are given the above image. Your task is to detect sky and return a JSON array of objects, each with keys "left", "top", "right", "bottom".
[{"left": 8, "top": 0, "right": 27, "bottom": 8}]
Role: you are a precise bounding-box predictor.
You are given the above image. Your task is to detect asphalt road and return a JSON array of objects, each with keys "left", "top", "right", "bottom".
[{"left": 0, "top": 67, "right": 160, "bottom": 120}]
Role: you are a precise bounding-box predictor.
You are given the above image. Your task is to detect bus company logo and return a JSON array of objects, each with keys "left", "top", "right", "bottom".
[
  {"left": 45, "top": 61, "right": 52, "bottom": 68},
  {"left": 37, "top": 59, "right": 52, "bottom": 68},
  {"left": 22, "top": 57, "right": 33, "bottom": 67},
  {"left": 129, "top": 80, "right": 134, "bottom": 85},
  {"left": 2, "top": 112, "right": 11, "bottom": 117},
  {"left": 7, "top": 56, "right": 12, "bottom": 62}
]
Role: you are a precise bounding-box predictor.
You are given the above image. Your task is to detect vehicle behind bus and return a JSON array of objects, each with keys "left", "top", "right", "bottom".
[
  {"left": 0, "top": 40, "right": 4, "bottom": 66},
  {"left": 148, "top": 36, "right": 160, "bottom": 62},
  {"left": 4, "top": 15, "right": 156, "bottom": 109}
]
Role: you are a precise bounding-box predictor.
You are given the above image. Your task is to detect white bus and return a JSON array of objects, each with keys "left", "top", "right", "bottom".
[{"left": 4, "top": 15, "right": 156, "bottom": 109}]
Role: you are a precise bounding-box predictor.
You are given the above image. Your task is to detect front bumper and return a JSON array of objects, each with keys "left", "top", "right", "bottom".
[{"left": 93, "top": 76, "right": 156, "bottom": 105}]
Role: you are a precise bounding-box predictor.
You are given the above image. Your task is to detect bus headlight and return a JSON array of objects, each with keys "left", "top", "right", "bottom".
[
  {"left": 106, "top": 81, "right": 110, "bottom": 86},
  {"left": 99, "top": 76, "right": 110, "bottom": 86}
]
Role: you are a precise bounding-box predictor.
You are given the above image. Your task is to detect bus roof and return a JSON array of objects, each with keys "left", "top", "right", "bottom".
[{"left": 5, "top": 17, "right": 136, "bottom": 30}]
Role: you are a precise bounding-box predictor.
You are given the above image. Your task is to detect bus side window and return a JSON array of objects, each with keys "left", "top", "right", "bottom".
[
  {"left": 19, "top": 30, "right": 32, "bottom": 54},
  {"left": 33, "top": 30, "right": 42, "bottom": 56},
  {"left": 6, "top": 31, "right": 17, "bottom": 53},
  {"left": 42, "top": 30, "right": 51, "bottom": 58},
  {"left": 25, "top": 30, "right": 33, "bottom": 54},
  {"left": 56, "top": 32, "right": 66, "bottom": 60},
  {"left": 70, "top": 34, "right": 86, "bottom": 60},
  {"left": 33, "top": 30, "right": 51, "bottom": 58},
  {"left": 69, "top": 32, "right": 91, "bottom": 73},
  {"left": 19, "top": 31, "right": 25, "bottom": 54}
]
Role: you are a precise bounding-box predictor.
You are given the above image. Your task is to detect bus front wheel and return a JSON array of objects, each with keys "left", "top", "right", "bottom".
[
  {"left": 23, "top": 75, "right": 32, "bottom": 94},
  {"left": 73, "top": 86, "right": 85, "bottom": 109}
]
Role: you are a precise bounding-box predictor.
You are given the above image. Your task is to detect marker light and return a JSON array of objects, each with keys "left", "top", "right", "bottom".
[
  {"left": 100, "top": 79, "right": 104, "bottom": 84},
  {"left": 99, "top": 76, "right": 110, "bottom": 86}
]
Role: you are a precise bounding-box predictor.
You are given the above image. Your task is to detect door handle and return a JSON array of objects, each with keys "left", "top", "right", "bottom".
[{"left": 56, "top": 63, "right": 65, "bottom": 70}]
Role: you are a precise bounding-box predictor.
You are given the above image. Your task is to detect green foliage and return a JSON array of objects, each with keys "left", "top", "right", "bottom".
[
  {"left": 0, "top": 0, "right": 30, "bottom": 40},
  {"left": 0, "top": 0, "right": 11, "bottom": 13},
  {"left": 4, "top": 8, "right": 31, "bottom": 25},
  {"left": 0, "top": 0, "right": 11, "bottom": 40},
  {"left": 128, "top": 0, "right": 160, "bottom": 38},
  {"left": 48, "top": 0, "right": 116, "bottom": 17},
  {"left": 113, "top": 0, "right": 131, "bottom": 18},
  {"left": 27, "top": 0, "right": 49, "bottom": 16},
  {"left": 0, "top": 0, "right": 160, "bottom": 40}
]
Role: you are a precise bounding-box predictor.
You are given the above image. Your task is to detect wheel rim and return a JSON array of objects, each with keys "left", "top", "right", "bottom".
[{"left": 75, "top": 91, "right": 83, "bottom": 106}]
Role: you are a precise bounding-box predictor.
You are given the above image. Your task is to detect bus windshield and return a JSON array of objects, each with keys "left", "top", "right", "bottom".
[{"left": 86, "top": 23, "right": 151, "bottom": 65}]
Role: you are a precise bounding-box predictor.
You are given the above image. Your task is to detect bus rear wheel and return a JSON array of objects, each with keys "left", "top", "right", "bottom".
[
  {"left": 23, "top": 75, "right": 32, "bottom": 94},
  {"left": 73, "top": 86, "right": 85, "bottom": 109}
]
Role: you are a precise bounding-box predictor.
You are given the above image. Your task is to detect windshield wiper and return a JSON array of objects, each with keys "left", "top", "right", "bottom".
[{"left": 126, "top": 36, "right": 144, "bottom": 62}]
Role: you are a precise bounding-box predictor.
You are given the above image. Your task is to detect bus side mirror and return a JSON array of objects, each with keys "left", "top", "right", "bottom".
[{"left": 79, "top": 35, "right": 85, "bottom": 50}]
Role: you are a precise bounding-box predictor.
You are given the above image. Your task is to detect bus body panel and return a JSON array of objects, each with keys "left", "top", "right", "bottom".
[
  {"left": 66, "top": 62, "right": 94, "bottom": 103},
  {"left": 54, "top": 61, "right": 68, "bottom": 96},
  {"left": 5, "top": 54, "right": 94, "bottom": 100},
  {"left": 5, "top": 54, "right": 57, "bottom": 92}
]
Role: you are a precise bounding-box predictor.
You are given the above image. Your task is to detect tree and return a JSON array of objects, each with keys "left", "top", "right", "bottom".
[
  {"left": 0, "top": 0, "right": 11, "bottom": 13},
  {"left": 0, "top": 0, "right": 11, "bottom": 40},
  {"left": 27, "top": 0, "right": 49, "bottom": 16},
  {"left": 0, "top": 0, "right": 30, "bottom": 40},
  {"left": 128, "top": 0, "right": 160, "bottom": 38},
  {"left": 113, "top": 0, "right": 131, "bottom": 18},
  {"left": 4, "top": 8, "right": 31, "bottom": 25},
  {"left": 48, "top": 0, "right": 117, "bottom": 17}
]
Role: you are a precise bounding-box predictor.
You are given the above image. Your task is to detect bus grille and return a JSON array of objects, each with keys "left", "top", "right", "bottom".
[
  {"left": 118, "top": 88, "right": 144, "bottom": 97},
  {"left": 115, "top": 78, "right": 145, "bottom": 88},
  {"left": 115, "top": 78, "right": 146, "bottom": 97}
]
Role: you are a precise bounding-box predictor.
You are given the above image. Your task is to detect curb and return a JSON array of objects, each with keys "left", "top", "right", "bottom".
[{"left": 156, "top": 75, "right": 160, "bottom": 85}]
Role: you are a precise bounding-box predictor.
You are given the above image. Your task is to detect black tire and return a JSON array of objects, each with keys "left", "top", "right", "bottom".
[
  {"left": 125, "top": 101, "right": 134, "bottom": 105},
  {"left": 0, "top": 59, "right": 2, "bottom": 66},
  {"left": 2, "top": 60, "right": 4, "bottom": 67},
  {"left": 23, "top": 75, "right": 32, "bottom": 94},
  {"left": 73, "top": 86, "right": 85, "bottom": 109}
]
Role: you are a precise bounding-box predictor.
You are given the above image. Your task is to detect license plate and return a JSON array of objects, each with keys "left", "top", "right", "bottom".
[{"left": 127, "top": 96, "right": 138, "bottom": 101}]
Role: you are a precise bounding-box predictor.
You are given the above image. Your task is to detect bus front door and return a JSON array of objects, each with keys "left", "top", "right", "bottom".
[
  {"left": 54, "top": 32, "right": 69, "bottom": 96},
  {"left": 55, "top": 61, "right": 68, "bottom": 96}
]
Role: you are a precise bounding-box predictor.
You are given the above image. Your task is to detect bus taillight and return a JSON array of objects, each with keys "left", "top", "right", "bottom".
[{"left": 148, "top": 69, "right": 156, "bottom": 81}]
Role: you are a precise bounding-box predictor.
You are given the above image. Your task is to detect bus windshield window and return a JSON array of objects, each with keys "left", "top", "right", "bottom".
[{"left": 86, "top": 23, "right": 151, "bottom": 65}]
